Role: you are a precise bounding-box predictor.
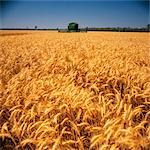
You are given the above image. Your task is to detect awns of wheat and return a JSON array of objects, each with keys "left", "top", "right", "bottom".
[{"left": 0, "top": 31, "right": 150, "bottom": 150}]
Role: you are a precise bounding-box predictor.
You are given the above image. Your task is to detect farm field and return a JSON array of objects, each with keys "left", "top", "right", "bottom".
[{"left": 0, "top": 31, "right": 150, "bottom": 150}]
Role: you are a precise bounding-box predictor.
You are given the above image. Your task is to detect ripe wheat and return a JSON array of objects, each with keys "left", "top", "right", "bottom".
[{"left": 0, "top": 31, "right": 150, "bottom": 149}]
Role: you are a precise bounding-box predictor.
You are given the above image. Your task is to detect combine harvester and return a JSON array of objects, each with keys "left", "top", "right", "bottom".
[{"left": 58, "top": 22, "right": 87, "bottom": 32}]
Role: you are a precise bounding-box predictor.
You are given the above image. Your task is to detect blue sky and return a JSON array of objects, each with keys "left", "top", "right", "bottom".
[{"left": 0, "top": 0, "right": 149, "bottom": 28}]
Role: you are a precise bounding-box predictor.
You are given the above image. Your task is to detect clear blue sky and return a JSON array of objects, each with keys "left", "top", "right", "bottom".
[{"left": 1, "top": 0, "right": 149, "bottom": 28}]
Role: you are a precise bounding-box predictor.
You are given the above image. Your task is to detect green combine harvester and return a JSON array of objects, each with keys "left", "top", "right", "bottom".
[{"left": 58, "top": 22, "right": 87, "bottom": 32}]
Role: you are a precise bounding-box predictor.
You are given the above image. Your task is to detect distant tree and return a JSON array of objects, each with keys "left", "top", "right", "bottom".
[{"left": 35, "top": 26, "right": 37, "bottom": 30}]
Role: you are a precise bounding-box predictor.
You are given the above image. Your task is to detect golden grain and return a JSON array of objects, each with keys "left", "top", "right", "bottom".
[{"left": 0, "top": 31, "right": 150, "bottom": 149}]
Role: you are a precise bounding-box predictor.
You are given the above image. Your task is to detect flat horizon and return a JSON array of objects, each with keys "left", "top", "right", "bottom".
[{"left": 1, "top": 1, "right": 149, "bottom": 29}]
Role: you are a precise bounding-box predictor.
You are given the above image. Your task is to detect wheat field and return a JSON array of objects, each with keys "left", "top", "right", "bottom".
[{"left": 0, "top": 31, "right": 150, "bottom": 150}]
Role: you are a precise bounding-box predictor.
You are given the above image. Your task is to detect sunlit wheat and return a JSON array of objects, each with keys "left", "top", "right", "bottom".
[{"left": 0, "top": 31, "right": 149, "bottom": 149}]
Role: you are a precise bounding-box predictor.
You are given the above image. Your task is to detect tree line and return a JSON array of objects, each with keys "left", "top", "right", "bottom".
[
  {"left": 1, "top": 24, "right": 149, "bottom": 32},
  {"left": 84, "top": 24, "right": 150, "bottom": 32}
]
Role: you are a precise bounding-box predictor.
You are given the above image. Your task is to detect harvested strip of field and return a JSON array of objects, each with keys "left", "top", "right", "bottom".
[
  {"left": 0, "top": 31, "right": 150, "bottom": 150},
  {"left": 0, "top": 30, "right": 40, "bottom": 36},
  {"left": 0, "top": 33, "right": 30, "bottom": 36}
]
